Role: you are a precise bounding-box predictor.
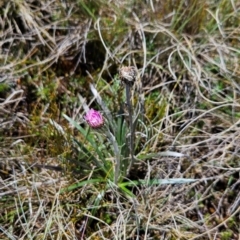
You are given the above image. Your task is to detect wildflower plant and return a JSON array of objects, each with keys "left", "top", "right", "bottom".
[
  {"left": 63, "top": 67, "right": 197, "bottom": 198},
  {"left": 63, "top": 89, "right": 124, "bottom": 187},
  {"left": 63, "top": 81, "right": 135, "bottom": 196}
]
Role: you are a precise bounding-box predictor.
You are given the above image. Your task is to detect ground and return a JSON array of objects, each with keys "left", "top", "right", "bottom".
[{"left": 0, "top": 0, "right": 239, "bottom": 239}]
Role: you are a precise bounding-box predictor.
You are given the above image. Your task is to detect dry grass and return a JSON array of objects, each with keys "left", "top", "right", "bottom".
[{"left": 0, "top": 0, "right": 240, "bottom": 239}]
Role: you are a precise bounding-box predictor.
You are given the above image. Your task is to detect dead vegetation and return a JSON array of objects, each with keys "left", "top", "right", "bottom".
[{"left": 0, "top": 0, "right": 239, "bottom": 239}]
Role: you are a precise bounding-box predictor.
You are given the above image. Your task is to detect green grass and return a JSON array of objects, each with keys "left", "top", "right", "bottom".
[{"left": 0, "top": 0, "right": 240, "bottom": 239}]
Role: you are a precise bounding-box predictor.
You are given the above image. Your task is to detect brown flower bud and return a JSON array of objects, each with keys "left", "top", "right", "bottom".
[{"left": 119, "top": 66, "right": 137, "bottom": 86}]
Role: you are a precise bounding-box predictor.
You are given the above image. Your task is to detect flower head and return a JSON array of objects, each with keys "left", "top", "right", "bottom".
[
  {"left": 119, "top": 66, "right": 137, "bottom": 86},
  {"left": 84, "top": 109, "right": 104, "bottom": 129}
]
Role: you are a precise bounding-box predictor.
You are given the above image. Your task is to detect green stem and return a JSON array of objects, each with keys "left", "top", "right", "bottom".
[{"left": 125, "top": 84, "right": 135, "bottom": 173}]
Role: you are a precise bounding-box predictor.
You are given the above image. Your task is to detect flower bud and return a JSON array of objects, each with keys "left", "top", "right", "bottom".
[
  {"left": 84, "top": 109, "right": 104, "bottom": 129},
  {"left": 119, "top": 66, "right": 137, "bottom": 86}
]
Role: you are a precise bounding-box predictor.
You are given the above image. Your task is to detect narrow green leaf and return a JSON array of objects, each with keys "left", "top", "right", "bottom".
[
  {"left": 60, "top": 178, "right": 106, "bottom": 193},
  {"left": 63, "top": 114, "right": 105, "bottom": 161},
  {"left": 137, "top": 151, "right": 185, "bottom": 160},
  {"left": 120, "top": 178, "right": 198, "bottom": 187}
]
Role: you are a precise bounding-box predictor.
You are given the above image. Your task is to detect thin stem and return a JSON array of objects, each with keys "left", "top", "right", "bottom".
[
  {"left": 125, "top": 83, "right": 135, "bottom": 172},
  {"left": 119, "top": 66, "right": 138, "bottom": 175}
]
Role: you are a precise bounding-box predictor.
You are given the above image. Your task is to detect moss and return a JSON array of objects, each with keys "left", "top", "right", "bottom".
[
  {"left": 220, "top": 230, "right": 233, "bottom": 240},
  {"left": 0, "top": 83, "right": 10, "bottom": 97}
]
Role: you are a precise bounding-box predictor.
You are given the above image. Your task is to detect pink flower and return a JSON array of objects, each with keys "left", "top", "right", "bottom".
[{"left": 84, "top": 109, "right": 104, "bottom": 129}]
